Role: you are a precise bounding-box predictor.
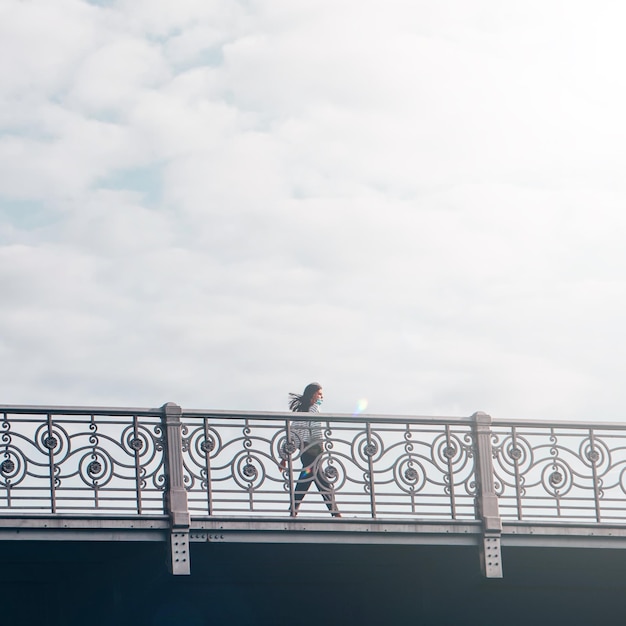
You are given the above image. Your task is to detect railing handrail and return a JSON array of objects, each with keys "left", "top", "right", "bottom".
[
  {"left": 181, "top": 409, "right": 474, "bottom": 425},
  {"left": 3, "top": 404, "right": 626, "bottom": 431},
  {"left": 0, "top": 404, "right": 471, "bottom": 424},
  {"left": 490, "top": 417, "right": 626, "bottom": 430},
  {"left": 0, "top": 404, "right": 163, "bottom": 417}
]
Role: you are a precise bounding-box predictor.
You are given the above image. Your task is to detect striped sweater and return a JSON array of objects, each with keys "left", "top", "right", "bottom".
[{"left": 291, "top": 403, "right": 323, "bottom": 449}]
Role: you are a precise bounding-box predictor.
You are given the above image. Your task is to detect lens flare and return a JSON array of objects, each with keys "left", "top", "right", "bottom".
[{"left": 353, "top": 398, "right": 368, "bottom": 415}]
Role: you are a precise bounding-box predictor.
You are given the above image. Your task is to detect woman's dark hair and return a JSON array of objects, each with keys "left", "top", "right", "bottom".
[{"left": 288, "top": 382, "right": 321, "bottom": 412}]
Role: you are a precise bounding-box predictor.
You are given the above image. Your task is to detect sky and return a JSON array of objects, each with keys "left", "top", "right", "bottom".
[{"left": 2, "top": 0, "right": 626, "bottom": 421}]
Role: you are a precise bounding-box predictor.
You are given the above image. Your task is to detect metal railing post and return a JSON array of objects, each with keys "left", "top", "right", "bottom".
[
  {"left": 472, "top": 411, "right": 503, "bottom": 578},
  {"left": 162, "top": 402, "right": 190, "bottom": 575}
]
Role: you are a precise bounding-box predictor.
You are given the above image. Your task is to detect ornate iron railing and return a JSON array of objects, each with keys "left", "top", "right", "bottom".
[
  {"left": 0, "top": 406, "right": 166, "bottom": 514},
  {"left": 491, "top": 420, "right": 626, "bottom": 523},
  {"left": 1, "top": 404, "right": 626, "bottom": 526},
  {"left": 180, "top": 410, "right": 477, "bottom": 520}
]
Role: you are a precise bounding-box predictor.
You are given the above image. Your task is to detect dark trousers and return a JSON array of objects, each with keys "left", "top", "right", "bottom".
[{"left": 294, "top": 445, "right": 338, "bottom": 515}]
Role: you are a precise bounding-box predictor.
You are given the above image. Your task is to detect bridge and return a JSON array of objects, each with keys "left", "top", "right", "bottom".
[{"left": 3, "top": 401, "right": 626, "bottom": 588}]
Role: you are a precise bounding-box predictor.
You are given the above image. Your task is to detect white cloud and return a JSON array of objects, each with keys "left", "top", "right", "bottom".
[
  {"left": 68, "top": 38, "right": 171, "bottom": 114},
  {"left": 2, "top": 0, "right": 626, "bottom": 424}
]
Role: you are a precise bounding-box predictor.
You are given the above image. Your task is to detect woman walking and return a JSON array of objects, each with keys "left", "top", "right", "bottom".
[{"left": 287, "top": 382, "right": 341, "bottom": 517}]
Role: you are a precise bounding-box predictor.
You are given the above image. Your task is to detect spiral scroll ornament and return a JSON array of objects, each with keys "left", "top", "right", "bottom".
[
  {"left": 183, "top": 425, "right": 223, "bottom": 470},
  {"left": 197, "top": 429, "right": 221, "bottom": 459},
  {"left": 283, "top": 440, "right": 297, "bottom": 455},
  {"left": 497, "top": 435, "right": 534, "bottom": 474},
  {"left": 324, "top": 465, "right": 338, "bottom": 480},
  {"left": 35, "top": 424, "right": 71, "bottom": 462},
  {"left": 121, "top": 425, "right": 156, "bottom": 459},
  {"left": 432, "top": 433, "right": 467, "bottom": 471},
  {"left": 352, "top": 431, "right": 385, "bottom": 466},
  {"left": 393, "top": 455, "right": 427, "bottom": 494},
  {"left": 618, "top": 466, "right": 626, "bottom": 495},
  {"left": 542, "top": 461, "right": 572, "bottom": 496},
  {"left": 321, "top": 456, "right": 346, "bottom": 489},
  {"left": 232, "top": 452, "right": 265, "bottom": 490},
  {"left": 0, "top": 448, "right": 26, "bottom": 486},
  {"left": 78, "top": 450, "right": 113, "bottom": 487},
  {"left": 579, "top": 437, "right": 610, "bottom": 473},
  {"left": 273, "top": 431, "right": 300, "bottom": 463}
]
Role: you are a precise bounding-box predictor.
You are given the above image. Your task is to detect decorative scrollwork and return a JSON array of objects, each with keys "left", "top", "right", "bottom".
[
  {"left": 78, "top": 449, "right": 113, "bottom": 487},
  {"left": 393, "top": 455, "right": 426, "bottom": 494},
  {"left": 490, "top": 426, "right": 626, "bottom": 522},
  {"left": 121, "top": 425, "right": 157, "bottom": 460},
  {"left": 242, "top": 463, "right": 257, "bottom": 479},
  {"left": 232, "top": 452, "right": 265, "bottom": 490},
  {"left": 320, "top": 456, "right": 346, "bottom": 489},
  {"left": 405, "top": 467, "right": 418, "bottom": 481},
  {"left": 0, "top": 448, "right": 27, "bottom": 487},
  {"left": 432, "top": 433, "right": 468, "bottom": 471},
  {"left": 324, "top": 465, "right": 338, "bottom": 480},
  {"left": 35, "top": 424, "right": 70, "bottom": 462},
  {"left": 273, "top": 431, "right": 300, "bottom": 463},
  {"left": 579, "top": 437, "right": 610, "bottom": 473},
  {"left": 618, "top": 466, "right": 626, "bottom": 495},
  {"left": 364, "top": 442, "right": 378, "bottom": 457},
  {"left": 443, "top": 445, "right": 456, "bottom": 459},
  {"left": 352, "top": 431, "right": 384, "bottom": 465},
  {"left": 184, "top": 425, "right": 222, "bottom": 467},
  {"left": 496, "top": 435, "right": 534, "bottom": 474},
  {"left": 541, "top": 461, "right": 572, "bottom": 496},
  {"left": 586, "top": 450, "right": 600, "bottom": 463},
  {"left": 44, "top": 436, "right": 58, "bottom": 450},
  {"left": 550, "top": 471, "right": 563, "bottom": 486},
  {"left": 0, "top": 412, "right": 167, "bottom": 512},
  {"left": 201, "top": 438, "right": 215, "bottom": 454}
]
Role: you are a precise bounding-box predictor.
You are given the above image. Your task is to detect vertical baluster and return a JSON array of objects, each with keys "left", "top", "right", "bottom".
[
  {"left": 202, "top": 417, "right": 213, "bottom": 516},
  {"left": 131, "top": 415, "right": 143, "bottom": 514},
  {"left": 366, "top": 421, "right": 377, "bottom": 519},
  {"left": 403, "top": 424, "right": 417, "bottom": 514},
  {"left": 243, "top": 419, "right": 254, "bottom": 511},
  {"left": 286, "top": 418, "right": 296, "bottom": 517},
  {"left": 445, "top": 425, "right": 457, "bottom": 519},
  {"left": 549, "top": 428, "right": 562, "bottom": 517},
  {"left": 589, "top": 429, "right": 601, "bottom": 523},
  {"left": 1, "top": 411, "right": 13, "bottom": 509},
  {"left": 46, "top": 413, "right": 57, "bottom": 514},
  {"left": 90, "top": 414, "right": 99, "bottom": 509},
  {"left": 511, "top": 426, "right": 523, "bottom": 520}
]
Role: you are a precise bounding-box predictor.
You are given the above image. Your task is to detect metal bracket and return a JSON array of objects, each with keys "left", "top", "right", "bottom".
[
  {"left": 169, "top": 531, "right": 190, "bottom": 575},
  {"left": 480, "top": 533, "right": 503, "bottom": 578}
]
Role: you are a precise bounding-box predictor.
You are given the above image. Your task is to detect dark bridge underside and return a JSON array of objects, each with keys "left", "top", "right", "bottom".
[{"left": 1, "top": 539, "right": 625, "bottom": 626}]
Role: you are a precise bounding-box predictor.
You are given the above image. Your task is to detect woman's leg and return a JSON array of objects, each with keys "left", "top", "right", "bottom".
[
  {"left": 312, "top": 455, "right": 341, "bottom": 517},
  {"left": 294, "top": 446, "right": 341, "bottom": 517},
  {"left": 293, "top": 449, "right": 316, "bottom": 513}
]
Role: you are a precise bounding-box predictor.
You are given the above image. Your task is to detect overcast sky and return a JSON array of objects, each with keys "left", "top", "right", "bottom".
[{"left": 2, "top": 0, "right": 626, "bottom": 421}]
